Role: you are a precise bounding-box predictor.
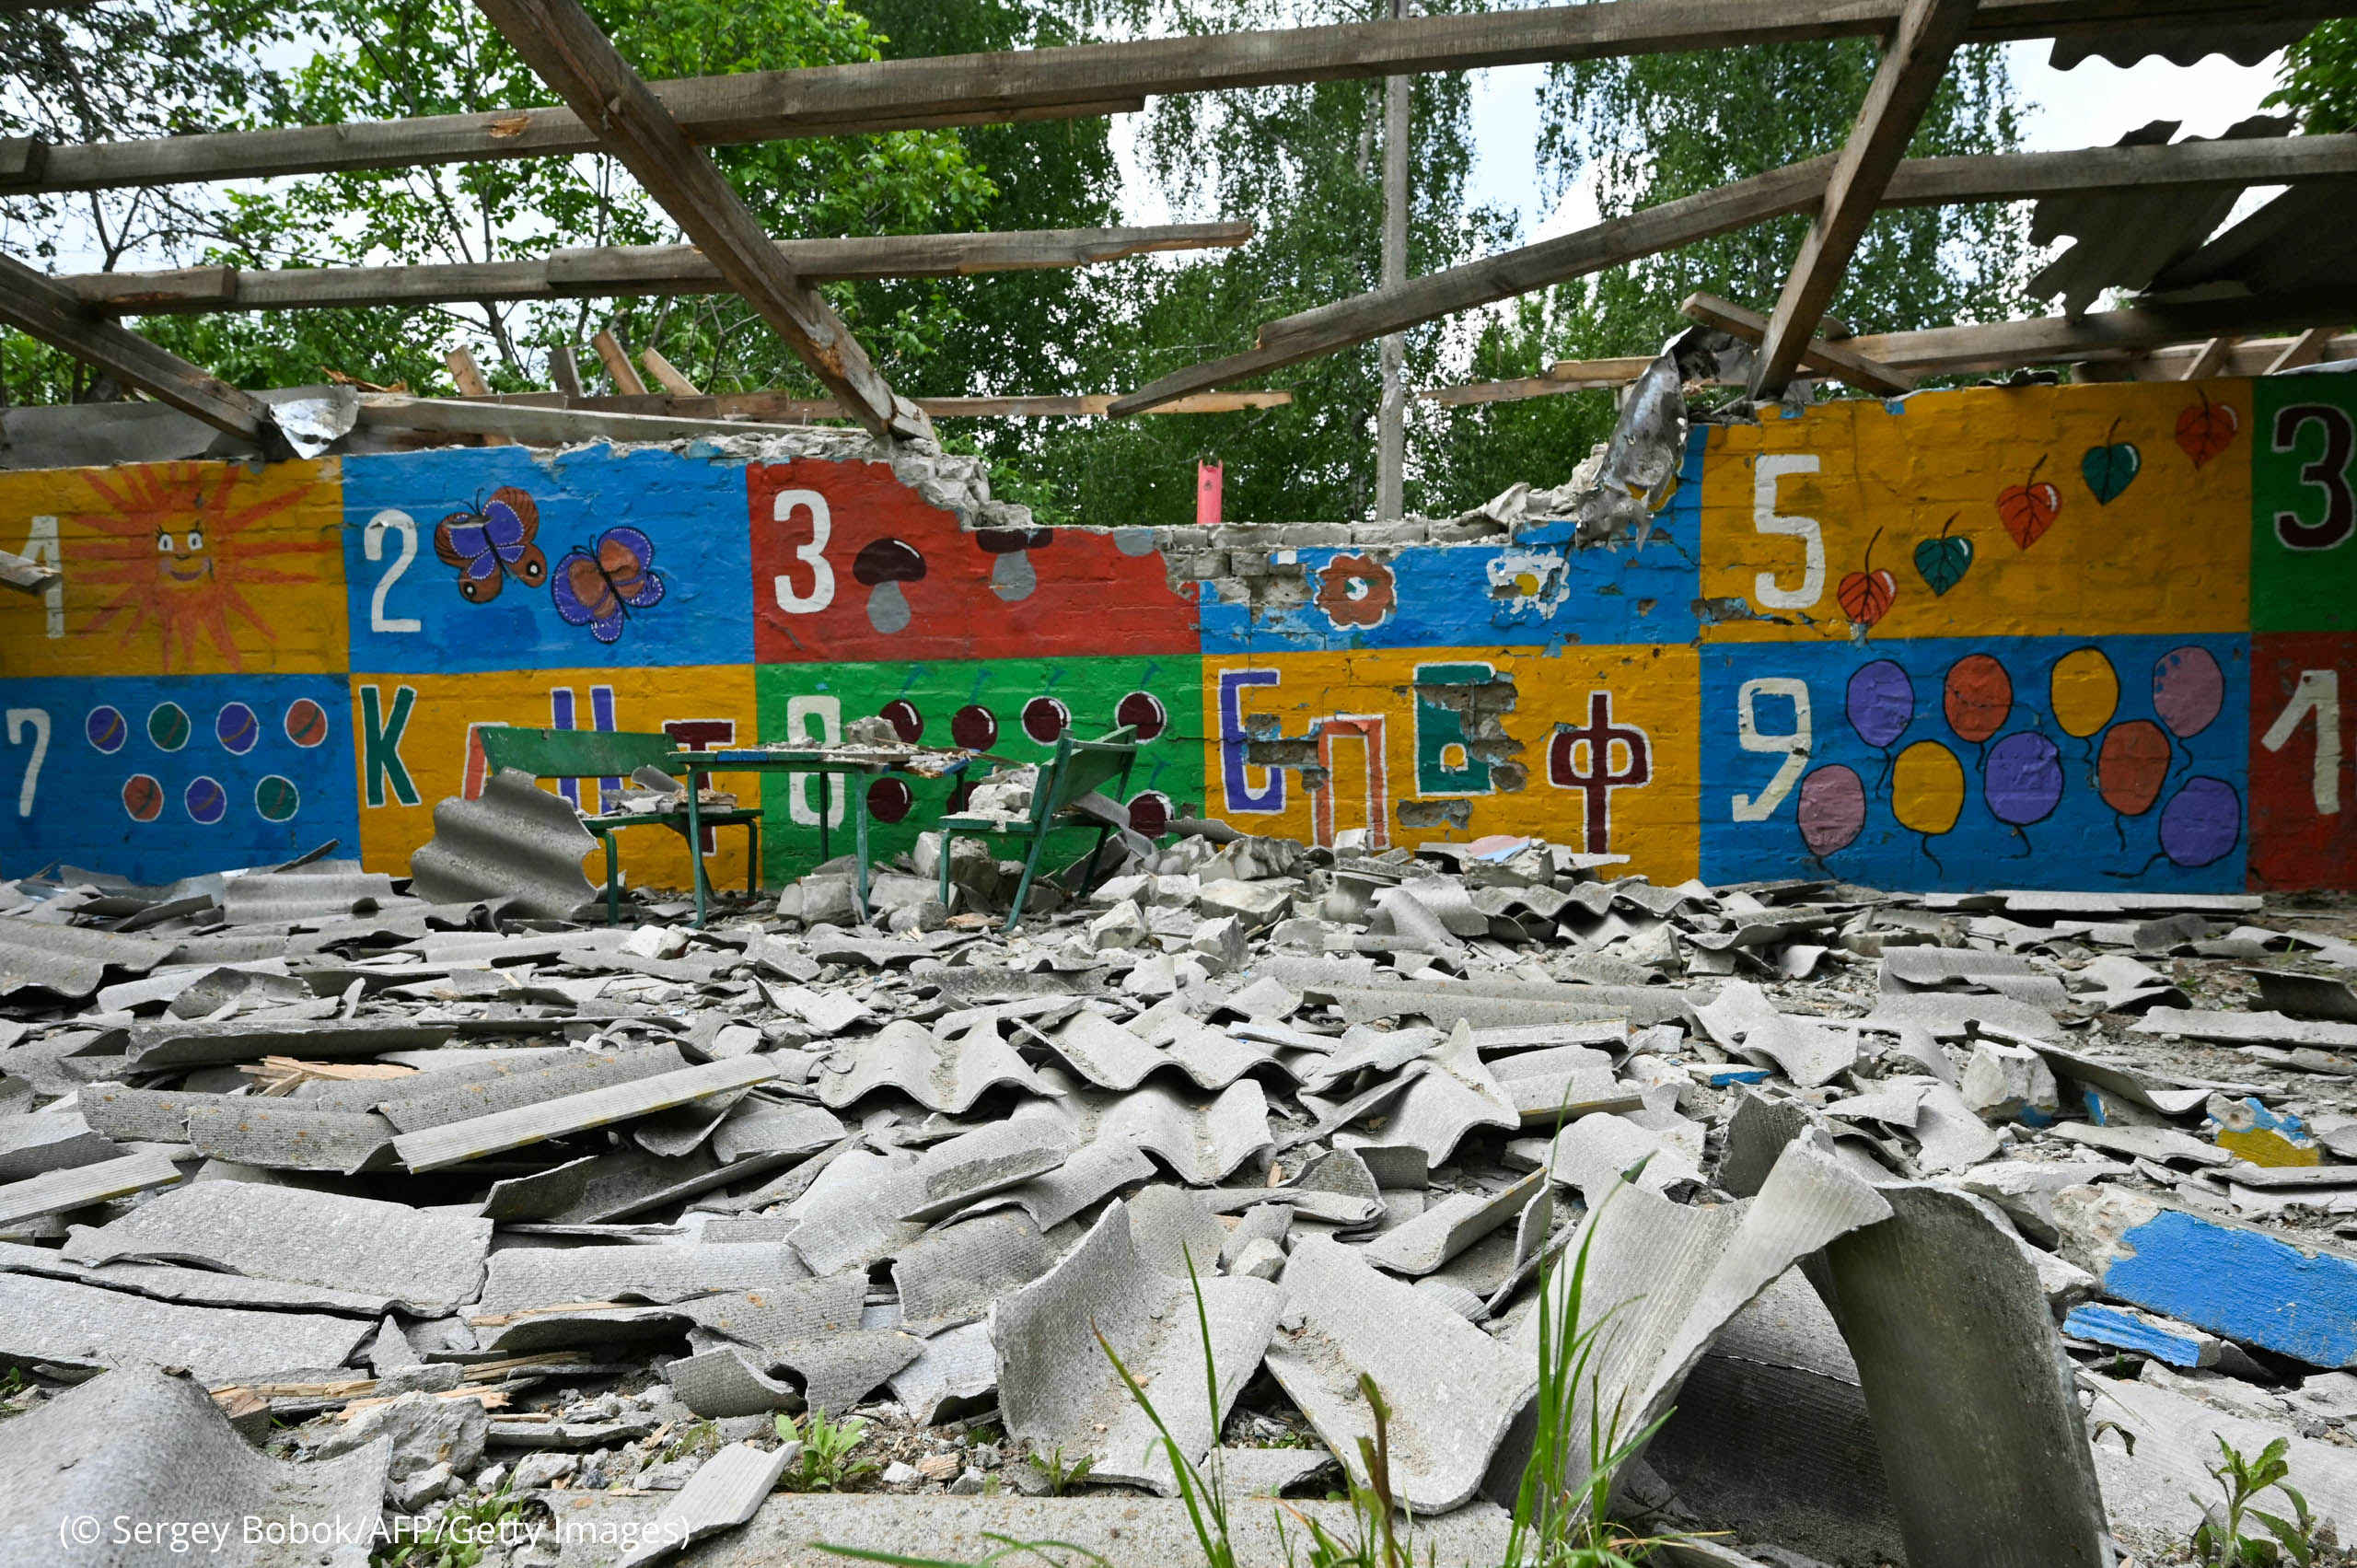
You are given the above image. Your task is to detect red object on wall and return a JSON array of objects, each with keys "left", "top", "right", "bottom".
[
  {"left": 2248, "top": 632, "right": 2353, "bottom": 890},
  {"left": 749, "top": 459, "right": 1197, "bottom": 663},
  {"left": 1197, "top": 462, "right": 1223, "bottom": 527}
]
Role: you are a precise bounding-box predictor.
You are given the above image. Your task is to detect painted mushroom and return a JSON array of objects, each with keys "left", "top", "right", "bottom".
[
  {"left": 853, "top": 539, "right": 924, "bottom": 634},
  {"left": 977, "top": 527, "right": 1053, "bottom": 603}
]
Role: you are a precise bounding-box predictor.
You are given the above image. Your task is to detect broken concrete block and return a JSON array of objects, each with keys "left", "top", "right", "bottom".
[
  {"left": 2056, "top": 1184, "right": 2357, "bottom": 1366},
  {"left": 776, "top": 876, "right": 858, "bottom": 925},
  {"left": 317, "top": 1389, "right": 489, "bottom": 1495},
  {"left": 1120, "top": 951, "right": 1178, "bottom": 998},
  {"left": 1197, "top": 878, "right": 1296, "bottom": 923},
  {"left": 1086, "top": 899, "right": 1151, "bottom": 952},
  {"left": 1230, "top": 1237, "right": 1286, "bottom": 1280},
  {"left": 1190, "top": 914, "right": 1249, "bottom": 974},
  {"left": 1960, "top": 1040, "right": 2061, "bottom": 1122}
]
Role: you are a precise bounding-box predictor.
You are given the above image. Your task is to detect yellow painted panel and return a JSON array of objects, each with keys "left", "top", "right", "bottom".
[
  {"left": 350, "top": 666, "right": 761, "bottom": 892},
  {"left": 1202, "top": 645, "right": 1698, "bottom": 885},
  {"left": 0, "top": 459, "right": 347, "bottom": 677},
  {"left": 1698, "top": 382, "right": 2252, "bottom": 641}
]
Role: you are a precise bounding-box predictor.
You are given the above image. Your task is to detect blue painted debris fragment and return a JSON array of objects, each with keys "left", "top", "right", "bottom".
[
  {"left": 1696, "top": 1065, "right": 1773, "bottom": 1086},
  {"left": 2094, "top": 1206, "right": 2357, "bottom": 1367},
  {"left": 2062, "top": 1303, "right": 2219, "bottom": 1367}
]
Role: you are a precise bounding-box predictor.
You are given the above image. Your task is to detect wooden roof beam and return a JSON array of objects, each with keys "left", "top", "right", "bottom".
[
  {"left": 1845, "top": 287, "right": 2357, "bottom": 374},
  {"left": 2, "top": 0, "right": 2340, "bottom": 196},
  {"left": 470, "top": 0, "right": 916, "bottom": 441},
  {"left": 1751, "top": 0, "right": 1979, "bottom": 397},
  {"left": 1106, "top": 131, "right": 2357, "bottom": 414},
  {"left": 0, "top": 251, "right": 274, "bottom": 444},
  {"left": 57, "top": 223, "right": 1254, "bottom": 315},
  {"left": 1685, "top": 292, "right": 1918, "bottom": 392}
]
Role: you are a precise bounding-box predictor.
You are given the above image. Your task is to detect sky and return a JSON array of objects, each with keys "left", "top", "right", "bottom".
[{"left": 1458, "top": 41, "right": 2291, "bottom": 243}]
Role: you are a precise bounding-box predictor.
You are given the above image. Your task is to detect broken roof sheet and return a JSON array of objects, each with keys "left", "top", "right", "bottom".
[
  {"left": 62, "top": 1180, "right": 491, "bottom": 1313},
  {"left": 0, "top": 917, "right": 172, "bottom": 1002},
  {"left": 815, "top": 1019, "right": 1052, "bottom": 1113},
  {"left": 407, "top": 768, "right": 599, "bottom": 920},
  {"left": 391, "top": 1054, "right": 779, "bottom": 1172},
  {"left": 0, "top": 1272, "right": 375, "bottom": 1382},
  {"left": 0, "top": 1148, "right": 183, "bottom": 1228}
]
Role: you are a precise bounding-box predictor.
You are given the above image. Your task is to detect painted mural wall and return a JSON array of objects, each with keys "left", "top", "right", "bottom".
[{"left": 2, "top": 373, "right": 2351, "bottom": 894}]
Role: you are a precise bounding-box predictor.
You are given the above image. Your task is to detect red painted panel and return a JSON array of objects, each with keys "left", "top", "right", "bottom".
[
  {"left": 748, "top": 459, "right": 1197, "bottom": 663},
  {"left": 2248, "top": 632, "right": 2355, "bottom": 890}
]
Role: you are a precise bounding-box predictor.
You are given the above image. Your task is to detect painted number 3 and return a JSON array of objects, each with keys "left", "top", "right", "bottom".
[
  {"left": 2273, "top": 403, "right": 2356, "bottom": 552},
  {"left": 772, "top": 489, "right": 835, "bottom": 613}
]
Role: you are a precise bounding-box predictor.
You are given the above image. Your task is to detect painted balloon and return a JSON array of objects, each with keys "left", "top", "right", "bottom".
[
  {"left": 2153, "top": 645, "right": 2224, "bottom": 739},
  {"left": 2097, "top": 720, "right": 2171, "bottom": 817},
  {"left": 1892, "top": 741, "right": 1966, "bottom": 836},
  {"left": 1846, "top": 660, "right": 1914, "bottom": 749},
  {"left": 1943, "top": 654, "right": 2013, "bottom": 744},
  {"left": 2159, "top": 776, "right": 2241, "bottom": 867},
  {"left": 2049, "top": 647, "right": 2119, "bottom": 739},
  {"left": 1983, "top": 731, "right": 2063, "bottom": 826},
  {"left": 1796, "top": 765, "right": 1867, "bottom": 857}
]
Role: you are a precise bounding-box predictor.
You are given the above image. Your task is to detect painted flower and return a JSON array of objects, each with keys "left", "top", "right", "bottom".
[{"left": 1317, "top": 552, "right": 1395, "bottom": 627}]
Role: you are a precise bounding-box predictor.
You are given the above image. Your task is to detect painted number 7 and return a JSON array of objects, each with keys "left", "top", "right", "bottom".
[
  {"left": 2262, "top": 668, "right": 2343, "bottom": 815},
  {"left": 1732, "top": 679, "right": 1810, "bottom": 821},
  {"left": 5, "top": 709, "right": 49, "bottom": 818}
]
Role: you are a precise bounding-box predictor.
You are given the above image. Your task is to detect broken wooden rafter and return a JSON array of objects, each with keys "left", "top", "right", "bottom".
[
  {"left": 1750, "top": 0, "right": 1979, "bottom": 397},
  {"left": 0, "top": 251, "right": 275, "bottom": 444},
  {"left": 0, "top": 546, "right": 62, "bottom": 597},
  {"left": 4, "top": 0, "right": 2337, "bottom": 196},
  {"left": 59, "top": 224, "right": 1251, "bottom": 316},
  {"left": 471, "top": 0, "right": 917, "bottom": 440},
  {"left": 1106, "top": 131, "right": 2357, "bottom": 414},
  {"left": 1843, "top": 288, "right": 2357, "bottom": 376},
  {"left": 1415, "top": 357, "right": 1664, "bottom": 406},
  {"left": 1684, "top": 292, "right": 1920, "bottom": 391},
  {"left": 2266, "top": 326, "right": 2337, "bottom": 373},
  {"left": 2178, "top": 335, "right": 2240, "bottom": 380}
]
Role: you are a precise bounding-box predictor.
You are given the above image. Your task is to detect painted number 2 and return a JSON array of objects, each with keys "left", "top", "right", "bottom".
[
  {"left": 1732, "top": 678, "right": 1811, "bottom": 821},
  {"left": 6, "top": 709, "right": 49, "bottom": 818},
  {"left": 2263, "top": 668, "right": 2343, "bottom": 815},
  {"left": 365, "top": 509, "right": 423, "bottom": 633},
  {"left": 772, "top": 489, "right": 835, "bottom": 613},
  {"left": 2273, "top": 403, "right": 2355, "bottom": 552}
]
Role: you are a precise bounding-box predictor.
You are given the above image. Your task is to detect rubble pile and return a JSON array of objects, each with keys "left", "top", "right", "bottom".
[{"left": 3, "top": 830, "right": 2356, "bottom": 1568}]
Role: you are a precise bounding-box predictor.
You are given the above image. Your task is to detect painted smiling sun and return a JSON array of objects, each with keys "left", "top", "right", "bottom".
[{"left": 73, "top": 462, "right": 329, "bottom": 671}]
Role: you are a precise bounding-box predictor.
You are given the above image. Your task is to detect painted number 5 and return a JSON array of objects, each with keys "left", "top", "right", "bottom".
[
  {"left": 1732, "top": 678, "right": 1811, "bottom": 821},
  {"left": 1752, "top": 454, "right": 1825, "bottom": 610},
  {"left": 6, "top": 709, "right": 49, "bottom": 818},
  {"left": 772, "top": 488, "right": 836, "bottom": 613}
]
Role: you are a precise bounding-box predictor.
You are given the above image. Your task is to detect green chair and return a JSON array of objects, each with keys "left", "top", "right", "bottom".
[
  {"left": 935, "top": 725, "right": 1140, "bottom": 933},
  {"left": 477, "top": 727, "right": 761, "bottom": 925}
]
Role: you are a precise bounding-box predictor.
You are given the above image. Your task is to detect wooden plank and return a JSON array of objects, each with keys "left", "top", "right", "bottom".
[
  {"left": 0, "top": 252, "right": 274, "bottom": 443},
  {"left": 538, "top": 389, "right": 1293, "bottom": 420},
  {"left": 590, "top": 328, "right": 649, "bottom": 396},
  {"left": 62, "top": 224, "right": 1254, "bottom": 314},
  {"left": 354, "top": 394, "right": 834, "bottom": 445},
  {"left": 641, "top": 345, "right": 700, "bottom": 396},
  {"left": 1417, "top": 359, "right": 1666, "bottom": 405},
  {"left": 2267, "top": 326, "right": 2336, "bottom": 373},
  {"left": 445, "top": 346, "right": 514, "bottom": 447},
  {"left": 1109, "top": 133, "right": 2357, "bottom": 413},
  {"left": 2074, "top": 332, "right": 2357, "bottom": 380},
  {"left": 550, "top": 347, "right": 585, "bottom": 399},
  {"left": 472, "top": 0, "right": 914, "bottom": 440},
  {"left": 1843, "top": 288, "right": 2357, "bottom": 375},
  {"left": 1684, "top": 291, "right": 1918, "bottom": 391},
  {"left": 8, "top": 0, "right": 2337, "bottom": 195},
  {"left": 1751, "top": 0, "right": 1978, "bottom": 396},
  {"left": 2178, "top": 336, "right": 2239, "bottom": 380}
]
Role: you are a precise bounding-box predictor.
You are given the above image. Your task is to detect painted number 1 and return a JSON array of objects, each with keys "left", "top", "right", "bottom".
[
  {"left": 772, "top": 489, "right": 835, "bottom": 613},
  {"left": 2263, "top": 668, "right": 2343, "bottom": 815},
  {"left": 6, "top": 709, "right": 49, "bottom": 818},
  {"left": 1732, "top": 678, "right": 1811, "bottom": 821}
]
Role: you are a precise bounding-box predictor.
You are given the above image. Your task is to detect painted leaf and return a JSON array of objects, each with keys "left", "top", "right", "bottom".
[
  {"left": 1837, "top": 567, "right": 1897, "bottom": 627},
  {"left": 1998, "top": 481, "right": 2061, "bottom": 550},
  {"left": 1912, "top": 534, "right": 1973, "bottom": 597},
  {"left": 2082, "top": 441, "right": 2141, "bottom": 505},
  {"left": 2176, "top": 400, "right": 2239, "bottom": 469}
]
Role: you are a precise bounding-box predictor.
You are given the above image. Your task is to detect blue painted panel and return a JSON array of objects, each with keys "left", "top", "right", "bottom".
[
  {"left": 1198, "top": 434, "right": 1704, "bottom": 654},
  {"left": 343, "top": 447, "right": 753, "bottom": 673},
  {"left": 2101, "top": 1208, "right": 2357, "bottom": 1368},
  {"left": 1700, "top": 633, "right": 2250, "bottom": 891},
  {"left": 0, "top": 673, "right": 359, "bottom": 883},
  {"left": 2062, "top": 1304, "right": 2208, "bottom": 1366}
]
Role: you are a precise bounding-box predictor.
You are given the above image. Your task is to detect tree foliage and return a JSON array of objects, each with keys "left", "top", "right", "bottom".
[{"left": 2268, "top": 19, "right": 2357, "bottom": 134}]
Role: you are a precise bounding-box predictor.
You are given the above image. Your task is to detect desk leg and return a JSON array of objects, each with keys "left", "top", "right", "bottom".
[
  {"left": 816, "top": 771, "right": 830, "bottom": 867},
  {"left": 602, "top": 831, "right": 620, "bottom": 927},
  {"left": 747, "top": 819, "right": 761, "bottom": 896},
  {"left": 686, "top": 786, "right": 708, "bottom": 929},
  {"left": 853, "top": 772, "right": 872, "bottom": 924}
]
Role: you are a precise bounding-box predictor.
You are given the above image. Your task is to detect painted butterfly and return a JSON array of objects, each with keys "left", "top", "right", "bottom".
[
  {"left": 552, "top": 527, "right": 665, "bottom": 643},
  {"left": 433, "top": 486, "right": 547, "bottom": 603}
]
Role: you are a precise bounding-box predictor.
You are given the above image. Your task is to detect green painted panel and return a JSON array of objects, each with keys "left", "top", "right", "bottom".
[{"left": 2254, "top": 371, "right": 2357, "bottom": 632}]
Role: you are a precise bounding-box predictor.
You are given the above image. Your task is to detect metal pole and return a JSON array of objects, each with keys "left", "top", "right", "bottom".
[{"left": 1376, "top": 0, "right": 1409, "bottom": 522}]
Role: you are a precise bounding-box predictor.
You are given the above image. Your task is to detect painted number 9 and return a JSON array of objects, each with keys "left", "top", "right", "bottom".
[
  {"left": 772, "top": 488, "right": 835, "bottom": 614},
  {"left": 1732, "top": 678, "right": 1811, "bottom": 821},
  {"left": 2273, "top": 403, "right": 2356, "bottom": 552}
]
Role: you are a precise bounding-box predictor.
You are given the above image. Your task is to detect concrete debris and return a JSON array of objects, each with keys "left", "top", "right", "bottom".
[{"left": 2, "top": 833, "right": 2354, "bottom": 1566}]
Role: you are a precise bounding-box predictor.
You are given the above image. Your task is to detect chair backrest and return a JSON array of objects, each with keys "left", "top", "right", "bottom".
[
  {"left": 1034, "top": 725, "right": 1139, "bottom": 822},
  {"left": 478, "top": 726, "right": 678, "bottom": 782}
]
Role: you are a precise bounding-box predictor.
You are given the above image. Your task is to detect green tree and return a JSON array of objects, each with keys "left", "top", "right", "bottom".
[{"left": 2268, "top": 20, "right": 2357, "bottom": 134}]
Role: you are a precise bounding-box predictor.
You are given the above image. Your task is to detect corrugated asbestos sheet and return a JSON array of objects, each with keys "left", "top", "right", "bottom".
[
  {"left": 220, "top": 870, "right": 401, "bottom": 926},
  {"left": 2049, "top": 17, "right": 2314, "bottom": 69},
  {"left": 2149, "top": 183, "right": 2357, "bottom": 297},
  {"left": 2029, "top": 117, "right": 2290, "bottom": 314},
  {"left": 408, "top": 769, "right": 599, "bottom": 920},
  {"left": 0, "top": 916, "right": 172, "bottom": 1001}
]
